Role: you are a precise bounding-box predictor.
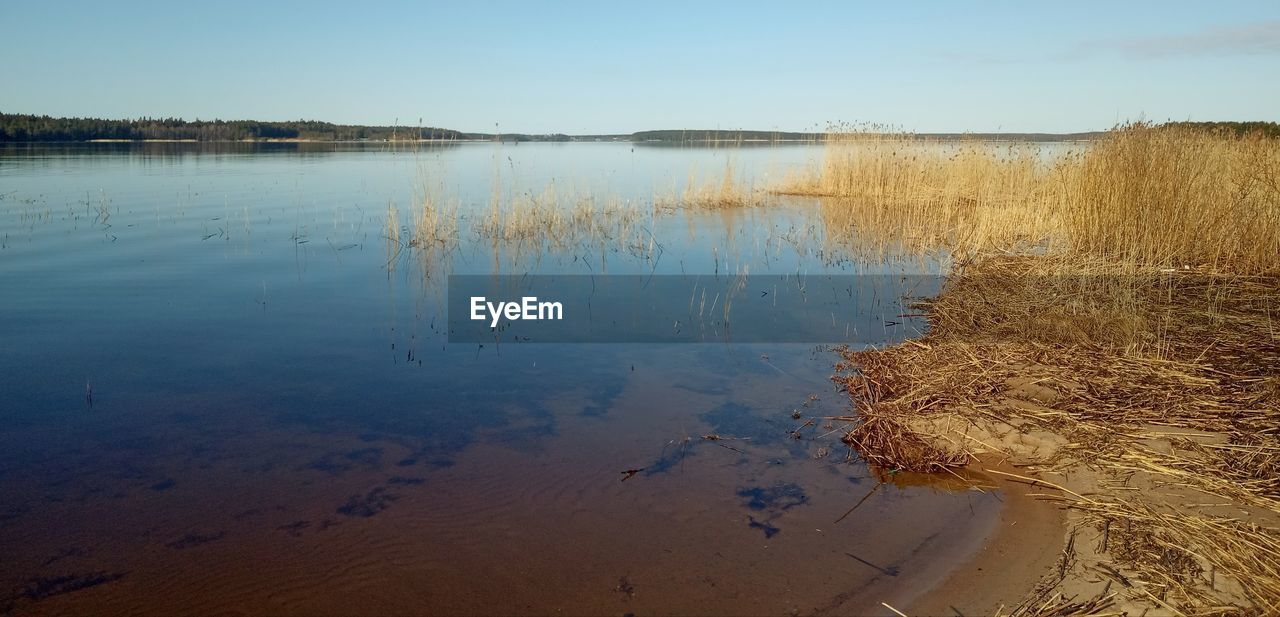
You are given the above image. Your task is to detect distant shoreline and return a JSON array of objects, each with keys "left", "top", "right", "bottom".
[
  {"left": 4, "top": 113, "right": 1273, "bottom": 144},
  {"left": 4, "top": 135, "right": 1105, "bottom": 145},
  {"left": 2, "top": 112, "right": 1116, "bottom": 143}
]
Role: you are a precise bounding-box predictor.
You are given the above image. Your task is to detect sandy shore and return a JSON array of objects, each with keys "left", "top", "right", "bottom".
[{"left": 902, "top": 460, "right": 1069, "bottom": 616}]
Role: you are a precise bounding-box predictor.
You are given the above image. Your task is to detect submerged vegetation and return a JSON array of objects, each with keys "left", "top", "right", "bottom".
[{"left": 802, "top": 124, "right": 1280, "bottom": 613}]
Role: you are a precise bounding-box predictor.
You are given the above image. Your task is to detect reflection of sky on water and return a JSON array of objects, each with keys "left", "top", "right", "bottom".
[{"left": 0, "top": 142, "right": 1002, "bottom": 615}]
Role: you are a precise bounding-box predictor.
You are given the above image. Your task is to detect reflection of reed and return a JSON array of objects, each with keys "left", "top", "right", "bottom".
[{"left": 383, "top": 201, "right": 401, "bottom": 272}]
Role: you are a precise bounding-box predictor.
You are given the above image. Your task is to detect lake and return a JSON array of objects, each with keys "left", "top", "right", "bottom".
[{"left": 0, "top": 142, "right": 1001, "bottom": 615}]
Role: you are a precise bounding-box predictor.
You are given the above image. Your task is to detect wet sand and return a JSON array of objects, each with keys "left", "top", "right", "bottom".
[{"left": 898, "top": 461, "right": 1069, "bottom": 616}]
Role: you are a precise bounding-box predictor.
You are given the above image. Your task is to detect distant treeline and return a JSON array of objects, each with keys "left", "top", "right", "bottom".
[
  {"left": 1162, "top": 121, "right": 1280, "bottom": 138},
  {"left": 0, "top": 113, "right": 612, "bottom": 142},
  {"left": 0, "top": 113, "right": 474, "bottom": 142}
]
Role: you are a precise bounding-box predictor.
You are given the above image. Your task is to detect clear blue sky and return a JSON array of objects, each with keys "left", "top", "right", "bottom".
[{"left": 3, "top": 1, "right": 1278, "bottom": 133}]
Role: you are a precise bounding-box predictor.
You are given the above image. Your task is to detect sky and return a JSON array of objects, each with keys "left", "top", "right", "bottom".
[{"left": 3, "top": 1, "right": 1278, "bottom": 134}]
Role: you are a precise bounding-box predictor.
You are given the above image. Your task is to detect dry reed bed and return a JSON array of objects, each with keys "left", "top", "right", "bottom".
[
  {"left": 809, "top": 125, "right": 1280, "bottom": 614},
  {"left": 659, "top": 161, "right": 763, "bottom": 211},
  {"left": 476, "top": 182, "right": 651, "bottom": 251},
  {"left": 392, "top": 167, "right": 763, "bottom": 271},
  {"left": 834, "top": 257, "right": 1280, "bottom": 612},
  {"left": 384, "top": 181, "right": 662, "bottom": 277},
  {"left": 788, "top": 126, "right": 1280, "bottom": 272}
]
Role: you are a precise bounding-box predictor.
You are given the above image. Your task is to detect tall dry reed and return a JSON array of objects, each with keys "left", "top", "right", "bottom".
[
  {"left": 786, "top": 124, "right": 1280, "bottom": 275},
  {"left": 654, "top": 157, "right": 761, "bottom": 212},
  {"left": 1059, "top": 125, "right": 1280, "bottom": 273}
]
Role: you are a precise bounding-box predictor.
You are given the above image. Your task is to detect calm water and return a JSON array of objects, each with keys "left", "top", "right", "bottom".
[{"left": 0, "top": 142, "right": 999, "bottom": 616}]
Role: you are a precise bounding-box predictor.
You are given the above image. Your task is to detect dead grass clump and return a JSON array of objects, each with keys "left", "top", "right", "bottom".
[
  {"left": 403, "top": 193, "right": 460, "bottom": 279},
  {"left": 997, "top": 590, "right": 1118, "bottom": 617},
  {"left": 407, "top": 193, "right": 459, "bottom": 251},
  {"left": 1070, "top": 498, "right": 1280, "bottom": 612},
  {"left": 477, "top": 180, "right": 647, "bottom": 250},
  {"left": 662, "top": 161, "right": 761, "bottom": 210},
  {"left": 831, "top": 254, "right": 1280, "bottom": 613},
  {"left": 848, "top": 256, "right": 1280, "bottom": 500},
  {"left": 841, "top": 412, "right": 969, "bottom": 472}
]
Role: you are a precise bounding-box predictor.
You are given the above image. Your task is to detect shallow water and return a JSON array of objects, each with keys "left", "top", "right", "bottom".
[{"left": 1, "top": 142, "right": 998, "bottom": 615}]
